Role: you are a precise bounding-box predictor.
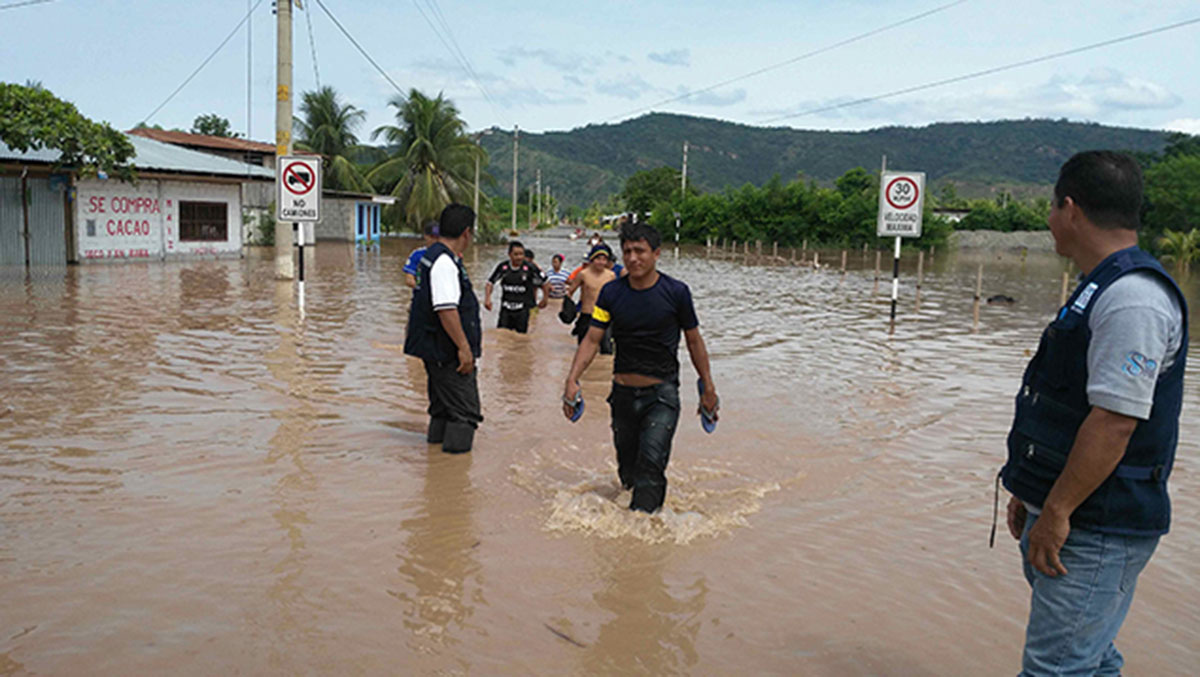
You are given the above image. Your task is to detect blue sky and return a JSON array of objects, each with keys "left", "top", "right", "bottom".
[{"left": 3, "top": 0, "right": 1198, "bottom": 141}]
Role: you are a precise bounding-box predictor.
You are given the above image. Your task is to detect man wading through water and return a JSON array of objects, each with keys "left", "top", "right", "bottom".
[
  {"left": 562, "top": 221, "right": 719, "bottom": 513},
  {"left": 403, "top": 204, "right": 482, "bottom": 454},
  {"left": 484, "top": 241, "right": 542, "bottom": 334},
  {"left": 566, "top": 243, "right": 617, "bottom": 354}
]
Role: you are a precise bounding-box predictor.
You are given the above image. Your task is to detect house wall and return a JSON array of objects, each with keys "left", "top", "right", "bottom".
[
  {"left": 312, "top": 196, "right": 356, "bottom": 241},
  {"left": 75, "top": 178, "right": 242, "bottom": 262}
]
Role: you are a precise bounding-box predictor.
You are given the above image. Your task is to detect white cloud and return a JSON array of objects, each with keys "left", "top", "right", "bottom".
[
  {"left": 496, "top": 47, "right": 603, "bottom": 74},
  {"left": 1163, "top": 118, "right": 1200, "bottom": 135},
  {"left": 649, "top": 49, "right": 691, "bottom": 67},
  {"left": 674, "top": 86, "right": 746, "bottom": 107},
  {"left": 594, "top": 75, "right": 656, "bottom": 100}
]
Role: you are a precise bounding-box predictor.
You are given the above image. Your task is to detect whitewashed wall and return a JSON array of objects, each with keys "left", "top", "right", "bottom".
[{"left": 75, "top": 178, "right": 242, "bottom": 262}]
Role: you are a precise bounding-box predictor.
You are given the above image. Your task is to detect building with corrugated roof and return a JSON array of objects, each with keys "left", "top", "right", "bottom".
[{"left": 1, "top": 134, "right": 273, "bottom": 266}]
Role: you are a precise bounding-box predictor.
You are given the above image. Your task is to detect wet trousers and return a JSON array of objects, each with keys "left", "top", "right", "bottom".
[
  {"left": 497, "top": 308, "right": 529, "bottom": 333},
  {"left": 608, "top": 382, "right": 680, "bottom": 513},
  {"left": 424, "top": 359, "right": 483, "bottom": 453}
]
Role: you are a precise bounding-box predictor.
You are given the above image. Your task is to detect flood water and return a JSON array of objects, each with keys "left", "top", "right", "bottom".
[{"left": 1, "top": 235, "right": 1198, "bottom": 675}]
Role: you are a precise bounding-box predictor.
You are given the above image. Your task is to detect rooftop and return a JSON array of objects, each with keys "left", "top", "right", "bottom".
[
  {"left": 1, "top": 134, "right": 274, "bottom": 180},
  {"left": 127, "top": 128, "right": 276, "bottom": 154}
]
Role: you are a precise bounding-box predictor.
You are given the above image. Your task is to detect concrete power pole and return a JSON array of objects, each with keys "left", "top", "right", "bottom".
[
  {"left": 274, "top": 0, "right": 294, "bottom": 279},
  {"left": 473, "top": 152, "right": 480, "bottom": 230},
  {"left": 510, "top": 125, "right": 519, "bottom": 233},
  {"left": 528, "top": 185, "right": 533, "bottom": 229},
  {"left": 536, "top": 169, "right": 542, "bottom": 227},
  {"left": 681, "top": 140, "right": 689, "bottom": 196}
]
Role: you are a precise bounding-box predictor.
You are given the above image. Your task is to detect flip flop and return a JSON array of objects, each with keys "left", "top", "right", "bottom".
[
  {"left": 697, "top": 378, "right": 718, "bottom": 433},
  {"left": 564, "top": 388, "right": 584, "bottom": 422}
]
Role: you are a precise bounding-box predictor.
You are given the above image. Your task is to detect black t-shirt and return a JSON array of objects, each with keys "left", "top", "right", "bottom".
[
  {"left": 524, "top": 261, "right": 545, "bottom": 308},
  {"left": 590, "top": 272, "right": 699, "bottom": 382},
  {"left": 489, "top": 261, "right": 540, "bottom": 311}
]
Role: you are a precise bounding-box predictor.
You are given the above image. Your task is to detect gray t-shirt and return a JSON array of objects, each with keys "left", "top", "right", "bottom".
[{"left": 1086, "top": 271, "right": 1185, "bottom": 420}]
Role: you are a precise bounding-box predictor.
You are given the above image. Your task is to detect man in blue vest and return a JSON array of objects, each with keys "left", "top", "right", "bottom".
[
  {"left": 1001, "top": 151, "right": 1187, "bottom": 675},
  {"left": 403, "top": 204, "right": 483, "bottom": 454}
]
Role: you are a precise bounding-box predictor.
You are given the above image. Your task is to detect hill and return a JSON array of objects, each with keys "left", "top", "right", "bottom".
[{"left": 476, "top": 114, "right": 1169, "bottom": 208}]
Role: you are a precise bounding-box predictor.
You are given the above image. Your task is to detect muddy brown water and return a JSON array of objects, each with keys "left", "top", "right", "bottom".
[{"left": 1, "top": 238, "right": 1197, "bottom": 676}]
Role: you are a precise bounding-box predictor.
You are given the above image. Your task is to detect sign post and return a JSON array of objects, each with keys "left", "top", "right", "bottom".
[
  {"left": 277, "top": 155, "right": 321, "bottom": 284},
  {"left": 876, "top": 159, "right": 924, "bottom": 333}
]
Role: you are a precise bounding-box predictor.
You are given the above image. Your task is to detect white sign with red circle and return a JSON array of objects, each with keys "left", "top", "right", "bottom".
[
  {"left": 277, "top": 156, "right": 322, "bottom": 222},
  {"left": 877, "top": 170, "right": 925, "bottom": 238}
]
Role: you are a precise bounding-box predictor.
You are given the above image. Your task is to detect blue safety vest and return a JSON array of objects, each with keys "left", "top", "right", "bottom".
[
  {"left": 404, "top": 242, "right": 482, "bottom": 363},
  {"left": 1001, "top": 246, "right": 1188, "bottom": 536}
]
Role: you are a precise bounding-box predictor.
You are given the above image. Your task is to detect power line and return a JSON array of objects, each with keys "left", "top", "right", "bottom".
[
  {"left": 0, "top": 0, "right": 55, "bottom": 10},
  {"left": 304, "top": 0, "right": 321, "bottom": 89},
  {"left": 762, "top": 15, "right": 1200, "bottom": 124},
  {"left": 609, "top": 0, "right": 970, "bottom": 122},
  {"left": 312, "top": 0, "right": 406, "bottom": 96},
  {"left": 141, "top": 0, "right": 264, "bottom": 125},
  {"left": 411, "top": 0, "right": 509, "bottom": 124}
]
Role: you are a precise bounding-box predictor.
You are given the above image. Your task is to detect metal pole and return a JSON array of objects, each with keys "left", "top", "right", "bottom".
[
  {"left": 274, "top": 0, "right": 294, "bottom": 280},
  {"left": 511, "top": 125, "right": 519, "bottom": 233}
]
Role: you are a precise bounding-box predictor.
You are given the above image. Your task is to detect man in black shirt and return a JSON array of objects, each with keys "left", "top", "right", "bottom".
[
  {"left": 484, "top": 240, "right": 542, "bottom": 333},
  {"left": 561, "top": 221, "right": 720, "bottom": 513}
]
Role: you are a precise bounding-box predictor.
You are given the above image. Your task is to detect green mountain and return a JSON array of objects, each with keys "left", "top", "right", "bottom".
[{"left": 477, "top": 114, "right": 1169, "bottom": 208}]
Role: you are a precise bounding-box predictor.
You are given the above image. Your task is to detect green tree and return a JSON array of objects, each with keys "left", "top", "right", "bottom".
[
  {"left": 191, "top": 113, "right": 239, "bottom": 138},
  {"left": 367, "top": 89, "right": 486, "bottom": 231},
  {"left": 1156, "top": 228, "right": 1200, "bottom": 271},
  {"left": 294, "top": 86, "right": 371, "bottom": 193},
  {"left": 621, "top": 166, "right": 694, "bottom": 216},
  {"left": 1143, "top": 154, "right": 1200, "bottom": 237},
  {"left": 0, "top": 82, "right": 136, "bottom": 180}
]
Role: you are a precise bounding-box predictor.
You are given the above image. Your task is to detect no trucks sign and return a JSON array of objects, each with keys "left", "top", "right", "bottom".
[
  {"left": 877, "top": 171, "right": 925, "bottom": 238},
  {"left": 277, "top": 156, "right": 321, "bottom": 222}
]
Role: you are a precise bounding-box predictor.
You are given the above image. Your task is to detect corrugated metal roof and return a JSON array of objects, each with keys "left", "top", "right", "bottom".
[
  {"left": 1, "top": 134, "right": 275, "bottom": 179},
  {"left": 127, "top": 128, "right": 276, "bottom": 153}
]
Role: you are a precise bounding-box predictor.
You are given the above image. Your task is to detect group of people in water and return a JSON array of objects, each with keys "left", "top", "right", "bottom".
[
  {"left": 403, "top": 211, "right": 718, "bottom": 514},
  {"left": 402, "top": 150, "right": 1188, "bottom": 676}
]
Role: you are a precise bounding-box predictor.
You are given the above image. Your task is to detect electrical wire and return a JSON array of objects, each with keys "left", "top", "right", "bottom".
[
  {"left": 762, "top": 15, "right": 1200, "bottom": 124},
  {"left": 0, "top": 0, "right": 55, "bottom": 10},
  {"left": 609, "top": 0, "right": 969, "bottom": 121},
  {"left": 411, "top": 0, "right": 509, "bottom": 124},
  {"left": 140, "top": 0, "right": 264, "bottom": 125},
  {"left": 313, "top": 0, "right": 406, "bottom": 96},
  {"left": 304, "top": 0, "right": 321, "bottom": 90}
]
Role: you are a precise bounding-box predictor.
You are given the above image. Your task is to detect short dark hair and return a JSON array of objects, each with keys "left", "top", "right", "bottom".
[
  {"left": 1054, "top": 151, "right": 1143, "bottom": 230},
  {"left": 619, "top": 220, "right": 661, "bottom": 250},
  {"left": 525, "top": 249, "right": 535, "bottom": 260},
  {"left": 507, "top": 240, "right": 525, "bottom": 253},
  {"left": 438, "top": 204, "right": 475, "bottom": 238},
  {"left": 423, "top": 220, "right": 439, "bottom": 237}
]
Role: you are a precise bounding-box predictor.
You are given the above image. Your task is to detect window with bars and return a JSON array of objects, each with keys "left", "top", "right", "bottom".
[{"left": 179, "top": 201, "right": 228, "bottom": 242}]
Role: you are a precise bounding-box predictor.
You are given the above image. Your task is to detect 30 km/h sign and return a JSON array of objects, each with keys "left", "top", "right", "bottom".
[
  {"left": 877, "top": 170, "right": 925, "bottom": 238},
  {"left": 278, "top": 156, "right": 321, "bottom": 222}
]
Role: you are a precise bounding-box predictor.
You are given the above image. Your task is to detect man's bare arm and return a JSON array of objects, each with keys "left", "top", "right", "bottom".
[
  {"left": 684, "top": 327, "right": 718, "bottom": 417},
  {"left": 562, "top": 325, "right": 604, "bottom": 418}
]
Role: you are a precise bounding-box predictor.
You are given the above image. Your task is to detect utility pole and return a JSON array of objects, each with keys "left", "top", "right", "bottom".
[
  {"left": 681, "top": 140, "right": 689, "bottom": 196},
  {"left": 473, "top": 152, "right": 480, "bottom": 230},
  {"left": 536, "top": 169, "right": 542, "bottom": 227},
  {"left": 511, "top": 125, "right": 519, "bottom": 233},
  {"left": 528, "top": 186, "right": 533, "bottom": 229},
  {"left": 274, "top": 0, "right": 294, "bottom": 279}
]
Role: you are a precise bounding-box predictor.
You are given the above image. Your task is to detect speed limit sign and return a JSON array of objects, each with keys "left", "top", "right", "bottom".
[{"left": 877, "top": 171, "right": 925, "bottom": 237}]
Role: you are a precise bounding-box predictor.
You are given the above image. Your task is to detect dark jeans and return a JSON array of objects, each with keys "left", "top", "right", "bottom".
[
  {"left": 497, "top": 308, "right": 529, "bottom": 333},
  {"left": 608, "top": 381, "right": 680, "bottom": 513},
  {"left": 574, "top": 313, "right": 613, "bottom": 354},
  {"left": 424, "top": 359, "right": 483, "bottom": 428}
]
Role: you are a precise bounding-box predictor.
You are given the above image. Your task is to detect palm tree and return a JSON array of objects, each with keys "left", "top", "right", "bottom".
[
  {"left": 294, "top": 86, "right": 371, "bottom": 192},
  {"left": 1157, "top": 228, "right": 1200, "bottom": 272},
  {"left": 367, "top": 89, "right": 486, "bottom": 230}
]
